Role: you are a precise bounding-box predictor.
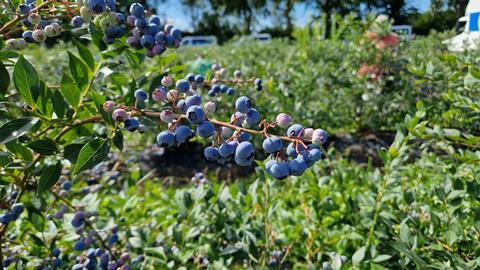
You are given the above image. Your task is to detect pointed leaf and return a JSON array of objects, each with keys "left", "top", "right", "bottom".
[
  {"left": 0, "top": 61, "right": 9, "bottom": 96},
  {"left": 37, "top": 162, "right": 62, "bottom": 193},
  {"left": 13, "top": 55, "right": 40, "bottom": 107},
  {"left": 27, "top": 139, "right": 58, "bottom": 156},
  {"left": 0, "top": 118, "right": 40, "bottom": 144},
  {"left": 60, "top": 73, "right": 82, "bottom": 109},
  {"left": 73, "top": 139, "right": 110, "bottom": 174}
]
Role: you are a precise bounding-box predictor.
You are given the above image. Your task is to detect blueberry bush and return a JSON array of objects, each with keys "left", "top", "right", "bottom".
[{"left": 1, "top": 3, "right": 480, "bottom": 270}]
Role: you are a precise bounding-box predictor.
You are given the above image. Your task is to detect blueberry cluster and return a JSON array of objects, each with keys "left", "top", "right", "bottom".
[
  {"left": 268, "top": 249, "right": 284, "bottom": 267},
  {"left": 322, "top": 252, "right": 348, "bottom": 270},
  {"left": 5, "top": 1, "right": 181, "bottom": 58},
  {"left": 5, "top": 0, "right": 63, "bottom": 50},
  {"left": 0, "top": 202, "right": 24, "bottom": 225}
]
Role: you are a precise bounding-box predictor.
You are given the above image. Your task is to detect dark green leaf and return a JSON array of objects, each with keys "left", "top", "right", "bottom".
[
  {"left": 27, "top": 139, "right": 58, "bottom": 155},
  {"left": 63, "top": 143, "right": 85, "bottom": 163},
  {"left": 37, "top": 162, "right": 62, "bottom": 193},
  {"left": 220, "top": 246, "right": 242, "bottom": 256},
  {"left": 68, "top": 52, "right": 90, "bottom": 90},
  {"left": 5, "top": 140, "right": 33, "bottom": 161},
  {"left": 113, "top": 130, "right": 123, "bottom": 151},
  {"left": 0, "top": 61, "right": 9, "bottom": 96},
  {"left": 29, "top": 212, "right": 46, "bottom": 232},
  {"left": 60, "top": 73, "right": 82, "bottom": 109},
  {"left": 73, "top": 139, "right": 110, "bottom": 174},
  {"left": 13, "top": 55, "right": 40, "bottom": 107},
  {"left": 52, "top": 89, "right": 68, "bottom": 118},
  {"left": 76, "top": 40, "right": 95, "bottom": 70},
  {"left": 0, "top": 118, "right": 40, "bottom": 144}
]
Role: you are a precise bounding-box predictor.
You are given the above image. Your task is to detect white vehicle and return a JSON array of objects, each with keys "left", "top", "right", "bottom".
[
  {"left": 391, "top": 25, "right": 413, "bottom": 40},
  {"left": 443, "top": 0, "right": 480, "bottom": 51},
  {"left": 181, "top": 36, "right": 218, "bottom": 47},
  {"left": 237, "top": 33, "right": 272, "bottom": 44}
]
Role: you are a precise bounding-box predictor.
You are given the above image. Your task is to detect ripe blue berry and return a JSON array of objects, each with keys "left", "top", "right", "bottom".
[
  {"left": 287, "top": 124, "right": 304, "bottom": 137},
  {"left": 18, "top": 4, "right": 30, "bottom": 14},
  {"left": 11, "top": 203, "right": 24, "bottom": 215},
  {"left": 237, "top": 132, "right": 252, "bottom": 142},
  {"left": 245, "top": 108, "right": 260, "bottom": 126},
  {"left": 289, "top": 157, "right": 308, "bottom": 176},
  {"left": 194, "top": 74, "right": 204, "bottom": 84},
  {"left": 61, "top": 181, "right": 72, "bottom": 191},
  {"left": 52, "top": 247, "right": 61, "bottom": 257},
  {"left": 140, "top": 34, "right": 154, "bottom": 48},
  {"left": 234, "top": 142, "right": 254, "bottom": 166},
  {"left": 149, "top": 15, "right": 161, "bottom": 25},
  {"left": 73, "top": 240, "right": 85, "bottom": 251},
  {"left": 175, "top": 79, "right": 190, "bottom": 92},
  {"left": 204, "top": 146, "right": 219, "bottom": 161},
  {"left": 135, "top": 17, "right": 147, "bottom": 29},
  {"left": 87, "top": 0, "right": 106, "bottom": 14},
  {"left": 155, "top": 31, "right": 166, "bottom": 45},
  {"left": 196, "top": 121, "right": 215, "bottom": 138},
  {"left": 105, "top": 0, "right": 115, "bottom": 10},
  {"left": 186, "top": 105, "right": 205, "bottom": 124},
  {"left": 220, "top": 85, "right": 228, "bottom": 94},
  {"left": 185, "top": 94, "right": 201, "bottom": 107},
  {"left": 134, "top": 89, "right": 148, "bottom": 100},
  {"left": 22, "top": 30, "right": 34, "bottom": 43},
  {"left": 174, "top": 126, "right": 194, "bottom": 144},
  {"left": 156, "top": 131, "right": 175, "bottom": 147},
  {"left": 0, "top": 212, "right": 13, "bottom": 224},
  {"left": 171, "top": 28, "right": 182, "bottom": 40},
  {"left": 227, "top": 88, "right": 235, "bottom": 95},
  {"left": 235, "top": 96, "right": 252, "bottom": 114},
  {"left": 219, "top": 141, "right": 237, "bottom": 158},
  {"left": 262, "top": 137, "right": 283, "bottom": 153},
  {"left": 124, "top": 118, "right": 140, "bottom": 132},
  {"left": 269, "top": 162, "right": 290, "bottom": 179},
  {"left": 129, "top": 3, "right": 144, "bottom": 17}
]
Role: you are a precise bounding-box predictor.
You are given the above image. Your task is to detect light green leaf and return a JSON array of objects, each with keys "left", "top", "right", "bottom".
[
  {"left": 13, "top": 55, "right": 40, "bottom": 107},
  {"left": 73, "top": 139, "right": 110, "bottom": 174}
]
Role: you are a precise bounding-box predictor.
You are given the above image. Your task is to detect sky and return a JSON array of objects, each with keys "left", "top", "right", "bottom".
[{"left": 156, "top": 0, "right": 432, "bottom": 31}]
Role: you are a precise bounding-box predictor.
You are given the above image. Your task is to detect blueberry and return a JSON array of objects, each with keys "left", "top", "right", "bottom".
[
  {"left": 129, "top": 3, "right": 144, "bottom": 17},
  {"left": 165, "top": 34, "right": 176, "bottom": 48},
  {"left": 52, "top": 247, "right": 61, "bottom": 257},
  {"left": 174, "top": 126, "right": 194, "bottom": 144},
  {"left": 53, "top": 257, "right": 62, "bottom": 267},
  {"left": 194, "top": 75, "right": 204, "bottom": 84},
  {"left": 269, "top": 162, "right": 290, "bottom": 179},
  {"left": 140, "top": 34, "right": 154, "bottom": 48},
  {"left": 164, "top": 24, "right": 174, "bottom": 34},
  {"left": 235, "top": 96, "right": 252, "bottom": 113},
  {"left": 262, "top": 136, "right": 283, "bottom": 153},
  {"left": 115, "top": 13, "right": 125, "bottom": 24},
  {"left": 145, "top": 23, "right": 160, "bottom": 36},
  {"left": 186, "top": 105, "right": 205, "bottom": 124},
  {"left": 204, "top": 146, "right": 219, "bottom": 161},
  {"left": 11, "top": 203, "right": 24, "bottom": 215},
  {"left": 289, "top": 157, "right": 308, "bottom": 176},
  {"left": 244, "top": 108, "right": 260, "bottom": 126},
  {"left": 73, "top": 240, "right": 85, "bottom": 251},
  {"left": 61, "top": 181, "right": 72, "bottom": 191},
  {"left": 220, "top": 85, "right": 228, "bottom": 94},
  {"left": 234, "top": 153, "right": 254, "bottom": 166},
  {"left": 87, "top": 0, "right": 106, "bottom": 14},
  {"left": 105, "top": 0, "right": 115, "bottom": 10},
  {"left": 134, "top": 89, "right": 148, "bottom": 100},
  {"left": 196, "top": 121, "right": 215, "bottom": 138},
  {"left": 108, "top": 233, "right": 119, "bottom": 245},
  {"left": 152, "top": 44, "right": 166, "bottom": 55},
  {"left": 71, "top": 217, "right": 83, "bottom": 228},
  {"left": 149, "top": 15, "right": 161, "bottom": 25},
  {"left": 235, "top": 141, "right": 254, "bottom": 159},
  {"left": 186, "top": 73, "right": 196, "bottom": 82},
  {"left": 237, "top": 132, "right": 252, "bottom": 142},
  {"left": 218, "top": 141, "right": 237, "bottom": 158},
  {"left": 185, "top": 94, "right": 201, "bottom": 107},
  {"left": 124, "top": 118, "right": 140, "bottom": 132},
  {"left": 171, "top": 28, "right": 182, "bottom": 40},
  {"left": 176, "top": 99, "right": 187, "bottom": 112},
  {"left": 227, "top": 88, "right": 235, "bottom": 95},
  {"left": 175, "top": 79, "right": 190, "bottom": 92},
  {"left": 0, "top": 212, "right": 13, "bottom": 224},
  {"left": 156, "top": 131, "right": 175, "bottom": 147},
  {"left": 265, "top": 160, "right": 276, "bottom": 172},
  {"left": 103, "top": 35, "right": 115, "bottom": 45},
  {"left": 18, "top": 4, "right": 30, "bottom": 14},
  {"left": 287, "top": 124, "right": 304, "bottom": 137},
  {"left": 154, "top": 31, "right": 166, "bottom": 45},
  {"left": 72, "top": 264, "right": 84, "bottom": 270},
  {"left": 135, "top": 17, "right": 147, "bottom": 29}
]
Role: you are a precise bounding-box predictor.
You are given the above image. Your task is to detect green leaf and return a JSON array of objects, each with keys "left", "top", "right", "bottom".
[
  {"left": 352, "top": 246, "right": 366, "bottom": 265},
  {"left": 76, "top": 40, "right": 95, "bottom": 70},
  {"left": 372, "top": 254, "right": 392, "bottom": 263},
  {"left": 13, "top": 55, "right": 40, "bottom": 107},
  {"left": 445, "top": 230, "right": 457, "bottom": 245},
  {"left": 220, "top": 245, "right": 242, "bottom": 256},
  {"left": 0, "top": 118, "right": 40, "bottom": 144},
  {"left": 0, "top": 61, "right": 9, "bottom": 96},
  {"left": 52, "top": 89, "right": 68, "bottom": 118},
  {"left": 37, "top": 162, "right": 62, "bottom": 193},
  {"left": 27, "top": 139, "right": 58, "bottom": 156},
  {"left": 68, "top": 52, "right": 90, "bottom": 90},
  {"left": 5, "top": 140, "right": 33, "bottom": 161},
  {"left": 60, "top": 73, "right": 82, "bottom": 109},
  {"left": 469, "top": 66, "right": 480, "bottom": 80},
  {"left": 399, "top": 220, "right": 410, "bottom": 244},
  {"left": 63, "top": 143, "right": 85, "bottom": 163},
  {"left": 90, "top": 91, "right": 113, "bottom": 126},
  {"left": 73, "top": 138, "right": 110, "bottom": 174},
  {"left": 29, "top": 212, "right": 46, "bottom": 232},
  {"left": 88, "top": 23, "right": 107, "bottom": 51},
  {"left": 113, "top": 130, "right": 123, "bottom": 151}
]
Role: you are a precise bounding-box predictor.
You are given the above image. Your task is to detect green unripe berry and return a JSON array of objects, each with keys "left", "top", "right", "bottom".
[
  {"left": 44, "top": 25, "right": 56, "bottom": 37},
  {"left": 80, "top": 6, "right": 92, "bottom": 22},
  {"left": 28, "top": 13, "right": 41, "bottom": 25},
  {"left": 6, "top": 39, "right": 17, "bottom": 50},
  {"left": 99, "top": 17, "right": 112, "bottom": 30},
  {"left": 16, "top": 38, "right": 27, "bottom": 50},
  {"left": 93, "top": 16, "right": 101, "bottom": 27}
]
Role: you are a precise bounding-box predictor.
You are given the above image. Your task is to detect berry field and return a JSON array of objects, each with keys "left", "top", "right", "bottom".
[{"left": 1, "top": 3, "right": 480, "bottom": 270}]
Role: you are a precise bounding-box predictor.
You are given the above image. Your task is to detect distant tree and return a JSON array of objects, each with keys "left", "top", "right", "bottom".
[
  {"left": 270, "top": 0, "right": 300, "bottom": 33},
  {"left": 181, "top": 0, "right": 205, "bottom": 31},
  {"left": 447, "top": 0, "right": 468, "bottom": 17},
  {"left": 208, "top": 0, "right": 267, "bottom": 33}
]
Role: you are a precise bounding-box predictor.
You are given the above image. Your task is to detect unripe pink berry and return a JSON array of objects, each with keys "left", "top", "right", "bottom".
[
  {"left": 167, "top": 90, "right": 179, "bottom": 101},
  {"left": 152, "top": 87, "right": 167, "bottom": 102},
  {"left": 231, "top": 112, "right": 246, "bottom": 124},
  {"left": 160, "top": 110, "right": 176, "bottom": 123},
  {"left": 103, "top": 101, "right": 116, "bottom": 112},
  {"left": 211, "top": 63, "right": 220, "bottom": 71},
  {"left": 276, "top": 113, "right": 292, "bottom": 129},
  {"left": 303, "top": 128, "right": 314, "bottom": 141},
  {"left": 204, "top": 101, "right": 216, "bottom": 113},
  {"left": 216, "top": 68, "right": 226, "bottom": 77},
  {"left": 234, "top": 70, "right": 241, "bottom": 79},
  {"left": 312, "top": 128, "right": 328, "bottom": 145},
  {"left": 112, "top": 109, "right": 128, "bottom": 121},
  {"left": 161, "top": 76, "right": 173, "bottom": 87},
  {"left": 211, "top": 78, "right": 219, "bottom": 84}
]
